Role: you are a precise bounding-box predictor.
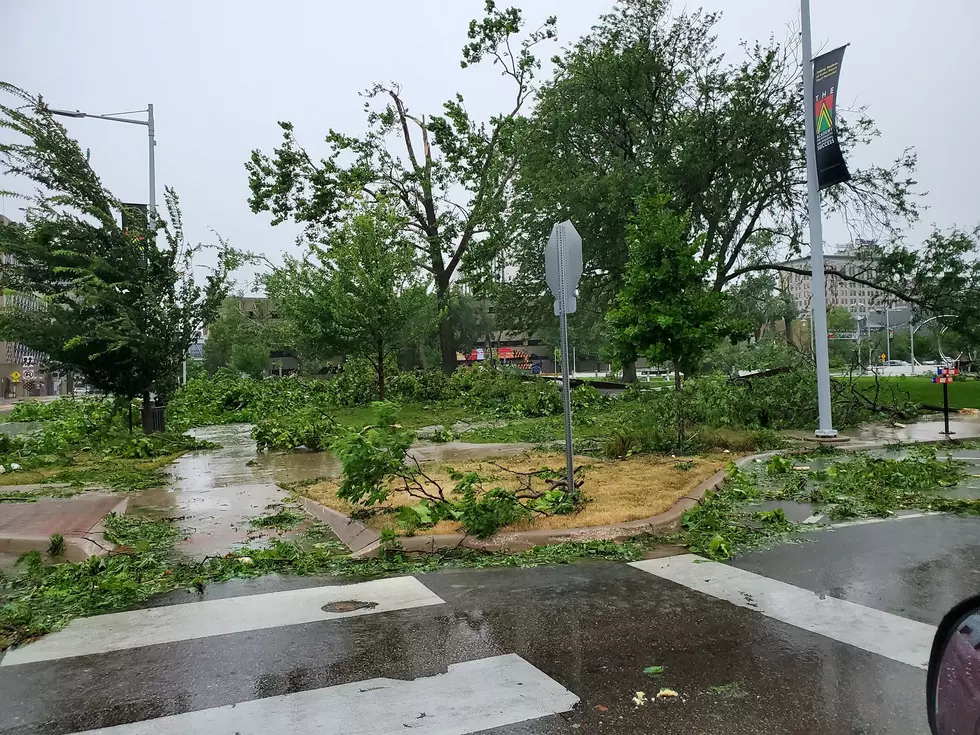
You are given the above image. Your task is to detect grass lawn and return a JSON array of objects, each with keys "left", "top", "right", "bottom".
[
  {"left": 0, "top": 452, "right": 185, "bottom": 497},
  {"left": 847, "top": 376, "right": 980, "bottom": 409},
  {"left": 299, "top": 450, "right": 732, "bottom": 535}
]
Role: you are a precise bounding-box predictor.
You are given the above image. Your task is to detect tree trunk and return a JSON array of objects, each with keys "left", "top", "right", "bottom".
[
  {"left": 674, "top": 365, "right": 685, "bottom": 446},
  {"left": 622, "top": 360, "right": 638, "bottom": 383},
  {"left": 437, "top": 311, "right": 456, "bottom": 375},
  {"left": 141, "top": 391, "right": 152, "bottom": 435},
  {"left": 436, "top": 280, "right": 457, "bottom": 375},
  {"left": 376, "top": 348, "right": 386, "bottom": 401}
]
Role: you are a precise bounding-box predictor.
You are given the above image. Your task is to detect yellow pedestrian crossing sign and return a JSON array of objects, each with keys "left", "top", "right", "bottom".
[{"left": 10, "top": 371, "right": 20, "bottom": 383}]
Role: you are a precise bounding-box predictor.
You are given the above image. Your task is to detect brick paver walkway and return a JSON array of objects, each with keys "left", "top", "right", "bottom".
[{"left": 0, "top": 496, "right": 121, "bottom": 537}]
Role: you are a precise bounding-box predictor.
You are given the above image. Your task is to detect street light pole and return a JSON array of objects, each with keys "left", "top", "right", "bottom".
[
  {"left": 801, "top": 0, "right": 837, "bottom": 438},
  {"left": 47, "top": 104, "right": 156, "bottom": 225},
  {"left": 885, "top": 307, "right": 891, "bottom": 362},
  {"left": 147, "top": 104, "right": 156, "bottom": 226}
]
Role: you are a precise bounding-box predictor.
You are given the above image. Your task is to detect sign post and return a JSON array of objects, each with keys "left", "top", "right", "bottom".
[
  {"left": 934, "top": 367, "right": 959, "bottom": 437},
  {"left": 801, "top": 0, "right": 851, "bottom": 439},
  {"left": 545, "top": 221, "right": 583, "bottom": 497}
]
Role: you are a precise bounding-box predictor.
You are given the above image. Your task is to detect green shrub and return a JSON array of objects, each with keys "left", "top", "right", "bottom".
[
  {"left": 252, "top": 408, "right": 335, "bottom": 451},
  {"left": 388, "top": 370, "right": 452, "bottom": 403}
]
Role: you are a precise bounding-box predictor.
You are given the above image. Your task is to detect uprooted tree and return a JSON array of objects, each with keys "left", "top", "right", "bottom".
[
  {"left": 330, "top": 403, "right": 580, "bottom": 539},
  {"left": 246, "top": 1, "right": 557, "bottom": 374},
  {"left": 0, "top": 83, "right": 242, "bottom": 425}
]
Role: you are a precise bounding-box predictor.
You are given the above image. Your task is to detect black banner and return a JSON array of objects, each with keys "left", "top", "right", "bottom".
[
  {"left": 120, "top": 203, "right": 148, "bottom": 238},
  {"left": 812, "top": 46, "right": 851, "bottom": 190}
]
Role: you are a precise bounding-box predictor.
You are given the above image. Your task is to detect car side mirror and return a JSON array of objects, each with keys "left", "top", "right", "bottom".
[{"left": 928, "top": 596, "right": 980, "bottom": 734}]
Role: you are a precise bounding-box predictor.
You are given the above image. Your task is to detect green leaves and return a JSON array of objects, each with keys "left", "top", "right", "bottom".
[
  {"left": 264, "top": 200, "right": 435, "bottom": 399},
  {"left": 0, "top": 85, "right": 241, "bottom": 402}
]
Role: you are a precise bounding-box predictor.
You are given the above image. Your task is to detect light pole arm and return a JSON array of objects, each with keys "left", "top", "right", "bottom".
[
  {"left": 48, "top": 108, "right": 149, "bottom": 127},
  {"left": 47, "top": 104, "right": 156, "bottom": 225}
]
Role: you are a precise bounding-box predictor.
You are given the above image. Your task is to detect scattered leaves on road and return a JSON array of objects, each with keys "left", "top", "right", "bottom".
[{"left": 710, "top": 682, "right": 749, "bottom": 699}]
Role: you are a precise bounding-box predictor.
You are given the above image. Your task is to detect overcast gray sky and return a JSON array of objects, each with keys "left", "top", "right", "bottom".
[{"left": 2, "top": 0, "right": 977, "bottom": 288}]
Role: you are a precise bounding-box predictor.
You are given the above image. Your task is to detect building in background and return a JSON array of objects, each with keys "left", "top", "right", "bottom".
[
  {"left": 0, "top": 214, "right": 58, "bottom": 397},
  {"left": 200, "top": 296, "right": 300, "bottom": 375},
  {"left": 780, "top": 243, "right": 909, "bottom": 318}
]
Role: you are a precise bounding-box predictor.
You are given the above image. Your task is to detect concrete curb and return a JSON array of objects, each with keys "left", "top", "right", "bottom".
[
  {"left": 295, "top": 435, "right": 971, "bottom": 557},
  {"left": 295, "top": 495, "right": 381, "bottom": 556},
  {"left": 299, "top": 465, "right": 731, "bottom": 557}
]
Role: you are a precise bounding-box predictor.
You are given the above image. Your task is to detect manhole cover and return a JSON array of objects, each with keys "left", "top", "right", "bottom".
[{"left": 322, "top": 600, "right": 379, "bottom": 613}]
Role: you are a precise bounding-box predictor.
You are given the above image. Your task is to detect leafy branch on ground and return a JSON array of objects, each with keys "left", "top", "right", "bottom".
[
  {"left": 331, "top": 403, "right": 583, "bottom": 539},
  {"left": 0, "top": 398, "right": 214, "bottom": 492},
  {"left": 0, "top": 511, "right": 643, "bottom": 651},
  {"left": 669, "top": 445, "right": 976, "bottom": 560}
]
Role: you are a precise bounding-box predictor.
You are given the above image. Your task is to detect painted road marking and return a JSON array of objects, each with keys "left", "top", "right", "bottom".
[
  {"left": 2, "top": 576, "right": 443, "bottom": 667},
  {"left": 67, "top": 654, "right": 578, "bottom": 735},
  {"left": 631, "top": 554, "right": 935, "bottom": 669}
]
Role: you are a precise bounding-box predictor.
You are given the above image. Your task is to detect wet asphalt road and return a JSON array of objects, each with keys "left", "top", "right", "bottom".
[{"left": 4, "top": 513, "right": 979, "bottom": 734}]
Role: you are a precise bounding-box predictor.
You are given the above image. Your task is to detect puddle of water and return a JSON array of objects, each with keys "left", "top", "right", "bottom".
[
  {"left": 838, "top": 415, "right": 980, "bottom": 444},
  {"left": 321, "top": 600, "right": 379, "bottom": 613},
  {"left": 409, "top": 441, "right": 537, "bottom": 463},
  {"left": 125, "top": 424, "right": 534, "bottom": 559},
  {"left": 127, "top": 424, "right": 342, "bottom": 558}
]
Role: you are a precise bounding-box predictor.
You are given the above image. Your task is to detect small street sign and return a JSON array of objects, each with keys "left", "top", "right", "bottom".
[
  {"left": 532, "top": 364, "right": 542, "bottom": 375},
  {"left": 930, "top": 369, "right": 957, "bottom": 436},
  {"left": 827, "top": 331, "right": 858, "bottom": 340},
  {"left": 544, "top": 220, "right": 584, "bottom": 501},
  {"left": 545, "top": 221, "right": 583, "bottom": 316},
  {"left": 9, "top": 371, "right": 19, "bottom": 383}
]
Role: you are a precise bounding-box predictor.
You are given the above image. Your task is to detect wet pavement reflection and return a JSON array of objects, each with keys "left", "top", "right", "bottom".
[
  {"left": 0, "top": 561, "right": 931, "bottom": 734},
  {"left": 124, "top": 425, "right": 541, "bottom": 558},
  {"left": 127, "top": 424, "right": 341, "bottom": 558}
]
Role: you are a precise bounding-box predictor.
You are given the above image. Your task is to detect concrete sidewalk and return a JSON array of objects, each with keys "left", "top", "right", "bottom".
[{"left": 0, "top": 494, "right": 124, "bottom": 561}]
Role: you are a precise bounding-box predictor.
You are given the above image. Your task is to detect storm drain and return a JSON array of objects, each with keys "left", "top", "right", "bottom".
[{"left": 322, "top": 600, "right": 379, "bottom": 613}]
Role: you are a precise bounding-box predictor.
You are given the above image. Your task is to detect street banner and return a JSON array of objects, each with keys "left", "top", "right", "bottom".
[
  {"left": 121, "top": 203, "right": 148, "bottom": 237},
  {"left": 812, "top": 46, "right": 851, "bottom": 190}
]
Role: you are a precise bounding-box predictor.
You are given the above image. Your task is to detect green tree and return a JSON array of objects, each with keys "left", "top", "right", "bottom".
[
  {"left": 608, "top": 196, "right": 738, "bottom": 442},
  {"left": 230, "top": 341, "right": 269, "bottom": 379},
  {"left": 0, "top": 83, "right": 240, "bottom": 416},
  {"left": 724, "top": 272, "right": 794, "bottom": 342},
  {"left": 246, "top": 1, "right": 556, "bottom": 374},
  {"left": 263, "top": 201, "right": 433, "bottom": 399},
  {"left": 202, "top": 297, "right": 288, "bottom": 377},
  {"left": 504, "top": 0, "right": 919, "bottom": 374},
  {"left": 826, "top": 306, "right": 857, "bottom": 332}
]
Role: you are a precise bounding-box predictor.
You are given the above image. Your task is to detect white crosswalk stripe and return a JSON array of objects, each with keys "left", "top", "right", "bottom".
[
  {"left": 67, "top": 654, "right": 579, "bottom": 735},
  {"left": 631, "top": 554, "right": 936, "bottom": 669},
  {"left": 2, "top": 576, "right": 444, "bottom": 666}
]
